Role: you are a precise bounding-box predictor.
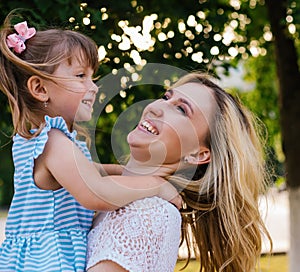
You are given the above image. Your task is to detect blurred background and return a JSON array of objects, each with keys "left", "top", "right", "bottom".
[{"left": 1, "top": 1, "right": 299, "bottom": 271}]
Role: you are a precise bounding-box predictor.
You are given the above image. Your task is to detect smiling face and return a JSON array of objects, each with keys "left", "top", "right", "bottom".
[
  {"left": 43, "top": 53, "right": 98, "bottom": 128},
  {"left": 127, "top": 82, "right": 215, "bottom": 167}
]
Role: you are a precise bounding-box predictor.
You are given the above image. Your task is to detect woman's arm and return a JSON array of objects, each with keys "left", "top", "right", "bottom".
[{"left": 41, "top": 129, "right": 179, "bottom": 211}]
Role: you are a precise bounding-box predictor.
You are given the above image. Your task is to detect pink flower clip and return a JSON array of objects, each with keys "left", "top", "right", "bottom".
[{"left": 6, "top": 21, "right": 36, "bottom": 54}]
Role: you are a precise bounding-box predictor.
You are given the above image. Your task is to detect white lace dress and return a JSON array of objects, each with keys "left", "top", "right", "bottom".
[{"left": 86, "top": 196, "right": 182, "bottom": 272}]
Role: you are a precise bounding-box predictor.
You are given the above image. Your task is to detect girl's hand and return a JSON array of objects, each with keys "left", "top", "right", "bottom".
[
  {"left": 94, "top": 163, "right": 123, "bottom": 176},
  {"left": 169, "top": 194, "right": 183, "bottom": 210},
  {"left": 156, "top": 177, "right": 182, "bottom": 210}
]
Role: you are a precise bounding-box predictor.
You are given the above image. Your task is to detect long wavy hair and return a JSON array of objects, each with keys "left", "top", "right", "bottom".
[
  {"left": 0, "top": 11, "right": 99, "bottom": 142},
  {"left": 168, "top": 73, "right": 272, "bottom": 271}
]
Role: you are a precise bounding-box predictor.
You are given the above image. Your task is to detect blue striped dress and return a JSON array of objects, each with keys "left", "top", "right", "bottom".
[{"left": 0, "top": 116, "right": 95, "bottom": 272}]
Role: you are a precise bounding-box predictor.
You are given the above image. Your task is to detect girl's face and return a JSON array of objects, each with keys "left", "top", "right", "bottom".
[
  {"left": 44, "top": 55, "right": 98, "bottom": 126},
  {"left": 127, "top": 82, "right": 215, "bottom": 166}
]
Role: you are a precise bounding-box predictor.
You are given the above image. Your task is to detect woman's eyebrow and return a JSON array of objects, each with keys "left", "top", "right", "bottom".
[
  {"left": 169, "top": 88, "right": 194, "bottom": 114},
  {"left": 179, "top": 97, "right": 194, "bottom": 114}
]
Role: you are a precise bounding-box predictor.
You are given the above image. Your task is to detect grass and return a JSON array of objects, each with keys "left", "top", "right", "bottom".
[{"left": 175, "top": 254, "right": 288, "bottom": 272}]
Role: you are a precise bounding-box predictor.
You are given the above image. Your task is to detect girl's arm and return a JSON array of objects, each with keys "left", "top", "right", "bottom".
[
  {"left": 41, "top": 129, "right": 180, "bottom": 211},
  {"left": 93, "top": 162, "right": 123, "bottom": 176}
]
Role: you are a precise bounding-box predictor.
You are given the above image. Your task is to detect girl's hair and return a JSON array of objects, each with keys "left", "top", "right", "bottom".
[
  {"left": 168, "top": 73, "right": 272, "bottom": 271},
  {"left": 0, "top": 12, "right": 99, "bottom": 141}
]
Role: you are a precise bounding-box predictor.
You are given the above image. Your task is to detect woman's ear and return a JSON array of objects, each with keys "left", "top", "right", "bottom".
[
  {"left": 27, "top": 75, "right": 49, "bottom": 102},
  {"left": 184, "top": 147, "right": 211, "bottom": 165}
]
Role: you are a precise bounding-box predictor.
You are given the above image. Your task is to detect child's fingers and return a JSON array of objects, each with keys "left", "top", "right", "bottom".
[{"left": 169, "top": 194, "right": 183, "bottom": 210}]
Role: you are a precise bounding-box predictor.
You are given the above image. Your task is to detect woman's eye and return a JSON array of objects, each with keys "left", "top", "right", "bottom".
[{"left": 177, "top": 105, "right": 186, "bottom": 115}]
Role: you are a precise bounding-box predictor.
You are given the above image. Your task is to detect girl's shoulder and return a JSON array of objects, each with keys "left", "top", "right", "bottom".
[
  {"left": 42, "top": 116, "right": 90, "bottom": 158},
  {"left": 36, "top": 115, "right": 80, "bottom": 158},
  {"left": 13, "top": 116, "right": 78, "bottom": 160},
  {"left": 42, "top": 115, "right": 77, "bottom": 141}
]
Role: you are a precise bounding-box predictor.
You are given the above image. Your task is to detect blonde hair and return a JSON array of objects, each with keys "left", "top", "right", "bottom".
[
  {"left": 0, "top": 12, "right": 99, "bottom": 142},
  {"left": 168, "top": 73, "right": 272, "bottom": 271}
]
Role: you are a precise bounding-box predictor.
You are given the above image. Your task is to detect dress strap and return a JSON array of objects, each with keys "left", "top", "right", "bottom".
[{"left": 33, "top": 115, "right": 77, "bottom": 159}]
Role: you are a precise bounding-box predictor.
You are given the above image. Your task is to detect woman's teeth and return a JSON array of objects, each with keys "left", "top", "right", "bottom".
[{"left": 141, "top": 120, "right": 159, "bottom": 135}]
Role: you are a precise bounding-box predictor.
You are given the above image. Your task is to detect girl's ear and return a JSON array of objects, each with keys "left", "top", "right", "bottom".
[
  {"left": 27, "top": 76, "right": 49, "bottom": 102},
  {"left": 184, "top": 147, "right": 211, "bottom": 165}
]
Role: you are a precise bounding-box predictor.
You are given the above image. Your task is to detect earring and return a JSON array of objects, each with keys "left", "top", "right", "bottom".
[
  {"left": 183, "top": 157, "right": 189, "bottom": 164},
  {"left": 44, "top": 100, "right": 48, "bottom": 108}
]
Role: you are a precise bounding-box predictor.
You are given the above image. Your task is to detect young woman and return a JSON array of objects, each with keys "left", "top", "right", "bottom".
[{"left": 87, "top": 73, "right": 272, "bottom": 272}]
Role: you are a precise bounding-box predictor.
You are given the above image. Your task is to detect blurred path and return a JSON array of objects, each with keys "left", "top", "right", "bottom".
[
  {"left": 260, "top": 187, "right": 289, "bottom": 253},
  {"left": 0, "top": 217, "right": 6, "bottom": 244}
]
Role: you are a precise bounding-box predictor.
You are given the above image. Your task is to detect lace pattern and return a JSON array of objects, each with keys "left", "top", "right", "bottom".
[{"left": 87, "top": 196, "right": 181, "bottom": 272}]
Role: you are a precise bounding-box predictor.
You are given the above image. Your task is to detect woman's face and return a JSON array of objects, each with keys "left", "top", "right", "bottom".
[{"left": 127, "top": 82, "right": 215, "bottom": 166}]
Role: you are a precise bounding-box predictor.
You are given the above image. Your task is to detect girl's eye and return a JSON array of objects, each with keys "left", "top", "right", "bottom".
[{"left": 76, "top": 73, "right": 85, "bottom": 78}]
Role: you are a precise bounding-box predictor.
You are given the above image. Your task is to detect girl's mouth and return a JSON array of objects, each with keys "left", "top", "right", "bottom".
[{"left": 82, "top": 99, "right": 92, "bottom": 106}]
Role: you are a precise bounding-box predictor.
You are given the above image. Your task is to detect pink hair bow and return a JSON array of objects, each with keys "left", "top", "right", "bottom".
[{"left": 6, "top": 21, "right": 36, "bottom": 54}]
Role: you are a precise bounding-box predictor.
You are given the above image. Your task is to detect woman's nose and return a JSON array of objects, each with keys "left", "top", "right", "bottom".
[{"left": 146, "top": 102, "right": 163, "bottom": 117}]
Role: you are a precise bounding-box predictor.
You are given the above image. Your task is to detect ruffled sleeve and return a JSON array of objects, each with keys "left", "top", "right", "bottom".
[{"left": 33, "top": 115, "right": 77, "bottom": 159}]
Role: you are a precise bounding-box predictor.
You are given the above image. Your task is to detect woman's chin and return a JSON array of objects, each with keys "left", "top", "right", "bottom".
[{"left": 126, "top": 129, "right": 145, "bottom": 147}]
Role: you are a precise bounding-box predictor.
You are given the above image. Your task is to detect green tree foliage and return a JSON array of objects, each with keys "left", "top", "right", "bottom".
[
  {"left": 233, "top": 53, "right": 284, "bottom": 181},
  {"left": 1, "top": 0, "right": 298, "bottom": 205}
]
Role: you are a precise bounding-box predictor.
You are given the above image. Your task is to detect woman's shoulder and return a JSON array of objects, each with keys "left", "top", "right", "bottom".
[
  {"left": 88, "top": 196, "right": 181, "bottom": 271},
  {"left": 119, "top": 196, "right": 181, "bottom": 218}
]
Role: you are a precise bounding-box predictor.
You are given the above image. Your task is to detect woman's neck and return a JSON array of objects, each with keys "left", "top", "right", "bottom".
[{"left": 122, "top": 157, "right": 179, "bottom": 177}]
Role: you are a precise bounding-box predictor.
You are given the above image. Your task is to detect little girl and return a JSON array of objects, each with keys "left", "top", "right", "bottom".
[{"left": 0, "top": 13, "right": 180, "bottom": 271}]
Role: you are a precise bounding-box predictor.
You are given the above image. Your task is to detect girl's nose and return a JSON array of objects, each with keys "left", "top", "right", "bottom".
[{"left": 89, "top": 81, "right": 99, "bottom": 94}]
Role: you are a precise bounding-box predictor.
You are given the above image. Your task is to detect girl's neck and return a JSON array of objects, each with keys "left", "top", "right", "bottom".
[{"left": 30, "top": 121, "right": 73, "bottom": 132}]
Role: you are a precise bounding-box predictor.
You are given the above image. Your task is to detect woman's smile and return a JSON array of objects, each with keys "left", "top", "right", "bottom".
[{"left": 139, "top": 120, "right": 159, "bottom": 135}]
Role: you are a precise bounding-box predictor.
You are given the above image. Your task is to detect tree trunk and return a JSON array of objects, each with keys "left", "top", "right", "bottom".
[{"left": 265, "top": 0, "right": 300, "bottom": 271}]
